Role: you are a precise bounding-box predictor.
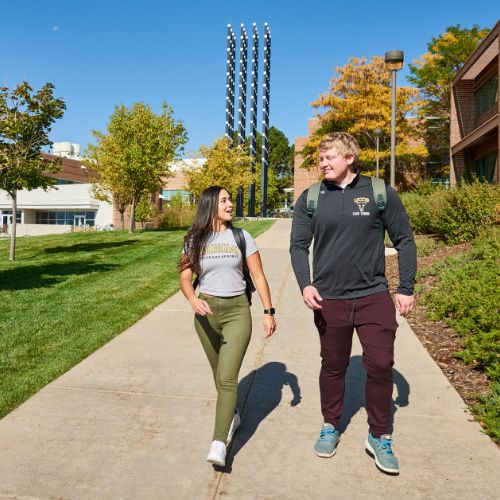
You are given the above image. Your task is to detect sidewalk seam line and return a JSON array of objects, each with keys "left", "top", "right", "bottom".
[
  {"left": 51, "top": 385, "right": 217, "bottom": 401},
  {"left": 210, "top": 260, "right": 292, "bottom": 499}
]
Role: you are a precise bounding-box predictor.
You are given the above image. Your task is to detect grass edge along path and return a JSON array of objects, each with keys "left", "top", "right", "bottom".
[{"left": 0, "top": 219, "right": 275, "bottom": 419}]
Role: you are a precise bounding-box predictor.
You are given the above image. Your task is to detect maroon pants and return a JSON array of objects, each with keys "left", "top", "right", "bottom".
[{"left": 314, "top": 291, "right": 398, "bottom": 437}]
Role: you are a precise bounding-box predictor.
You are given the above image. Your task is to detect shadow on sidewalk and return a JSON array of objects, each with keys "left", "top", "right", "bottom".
[
  {"left": 219, "top": 357, "right": 408, "bottom": 472},
  {"left": 223, "top": 362, "right": 301, "bottom": 473},
  {"left": 339, "top": 355, "right": 410, "bottom": 435}
]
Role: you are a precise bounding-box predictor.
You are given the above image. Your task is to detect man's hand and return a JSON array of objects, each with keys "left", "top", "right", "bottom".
[
  {"left": 303, "top": 285, "right": 323, "bottom": 310},
  {"left": 394, "top": 294, "right": 415, "bottom": 318}
]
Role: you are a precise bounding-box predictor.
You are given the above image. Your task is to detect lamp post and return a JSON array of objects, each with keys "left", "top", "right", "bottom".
[
  {"left": 373, "top": 128, "right": 382, "bottom": 179},
  {"left": 384, "top": 50, "right": 404, "bottom": 189}
]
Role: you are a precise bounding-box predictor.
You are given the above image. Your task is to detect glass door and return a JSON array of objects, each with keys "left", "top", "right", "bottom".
[
  {"left": 2, "top": 214, "right": 13, "bottom": 225},
  {"left": 74, "top": 215, "right": 85, "bottom": 227}
]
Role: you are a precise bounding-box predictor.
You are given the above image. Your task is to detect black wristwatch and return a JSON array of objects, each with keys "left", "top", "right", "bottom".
[{"left": 263, "top": 308, "right": 275, "bottom": 316}]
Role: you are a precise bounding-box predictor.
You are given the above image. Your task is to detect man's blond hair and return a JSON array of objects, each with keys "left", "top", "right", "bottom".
[{"left": 319, "top": 132, "right": 360, "bottom": 162}]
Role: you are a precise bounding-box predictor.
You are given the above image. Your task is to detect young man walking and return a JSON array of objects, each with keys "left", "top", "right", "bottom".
[{"left": 290, "top": 132, "right": 416, "bottom": 474}]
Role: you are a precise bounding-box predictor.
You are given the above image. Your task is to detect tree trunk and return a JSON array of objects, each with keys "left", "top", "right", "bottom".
[
  {"left": 129, "top": 196, "right": 136, "bottom": 233},
  {"left": 119, "top": 207, "right": 125, "bottom": 230},
  {"left": 9, "top": 190, "right": 17, "bottom": 261}
]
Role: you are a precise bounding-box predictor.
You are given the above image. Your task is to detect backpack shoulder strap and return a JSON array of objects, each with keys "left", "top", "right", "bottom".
[
  {"left": 306, "top": 181, "right": 322, "bottom": 217},
  {"left": 371, "top": 177, "right": 387, "bottom": 214},
  {"left": 231, "top": 227, "right": 247, "bottom": 261}
]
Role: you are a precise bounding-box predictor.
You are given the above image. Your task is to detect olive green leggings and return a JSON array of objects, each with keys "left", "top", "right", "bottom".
[{"left": 195, "top": 293, "right": 252, "bottom": 443}]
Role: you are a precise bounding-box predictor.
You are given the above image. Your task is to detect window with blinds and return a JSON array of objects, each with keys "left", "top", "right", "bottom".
[
  {"left": 473, "top": 151, "right": 497, "bottom": 182},
  {"left": 474, "top": 74, "right": 498, "bottom": 117}
]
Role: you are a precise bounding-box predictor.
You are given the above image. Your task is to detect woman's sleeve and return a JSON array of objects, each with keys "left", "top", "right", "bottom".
[{"left": 243, "top": 230, "right": 259, "bottom": 257}]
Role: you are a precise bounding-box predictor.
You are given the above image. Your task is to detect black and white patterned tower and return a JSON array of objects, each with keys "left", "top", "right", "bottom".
[
  {"left": 225, "top": 25, "right": 236, "bottom": 139},
  {"left": 223, "top": 23, "right": 271, "bottom": 217},
  {"left": 248, "top": 23, "right": 259, "bottom": 217},
  {"left": 260, "top": 23, "right": 271, "bottom": 217},
  {"left": 235, "top": 24, "right": 249, "bottom": 216}
]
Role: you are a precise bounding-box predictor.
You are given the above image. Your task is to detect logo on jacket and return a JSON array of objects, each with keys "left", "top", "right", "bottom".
[{"left": 353, "top": 197, "right": 370, "bottom": 216}]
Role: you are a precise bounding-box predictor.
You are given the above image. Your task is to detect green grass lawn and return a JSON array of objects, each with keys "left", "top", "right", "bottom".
[{"left": 0, "top": 219, "right": 275, "bottom": 418}]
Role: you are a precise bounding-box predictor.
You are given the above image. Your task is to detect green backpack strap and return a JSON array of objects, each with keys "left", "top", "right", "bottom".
[
  {"left": 306, "top": 181, "right": 322, "bottom": 217},
  {"left": 307, "top": 178, "right": 386, "bottom": 216},
  {"left": 371, "top": 177, "right": 387, "bottom": 214}
]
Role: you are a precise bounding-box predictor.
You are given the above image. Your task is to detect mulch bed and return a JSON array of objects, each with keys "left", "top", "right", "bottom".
[{"left": 385, "top": 241, "right": 490, "bottom": 409}]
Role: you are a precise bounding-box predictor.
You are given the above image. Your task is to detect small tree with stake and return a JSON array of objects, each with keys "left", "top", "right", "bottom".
[{"left": 0, "top": 82, "right": 65, "bottom": 260}]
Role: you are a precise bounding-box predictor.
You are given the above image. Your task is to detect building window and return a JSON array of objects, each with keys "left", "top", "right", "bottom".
[
  {"left": 474, "top": 74, "right": 498, "bottom": 117},
  {"left": 85, "top": 211, "right": 96, "bottom": 226},
  {"left": 161, "top": 190, "right": 190, "bottom": 204},
  {"left": 473, "top": 151, "right": 497, "bottom": 182},
  {"left": 55, "top": 179, "right": 79, "bottom": 185},
  {"left": 1, "top": 210, "right": 22, "bottom": 224},
  {"left": 36, "top": 210, "right": 96, "bottom": 226}
]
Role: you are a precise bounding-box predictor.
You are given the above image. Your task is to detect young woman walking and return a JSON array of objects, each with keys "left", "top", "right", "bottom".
[{"left": 179, "top": 186, "right": 277, "bottom": 467}]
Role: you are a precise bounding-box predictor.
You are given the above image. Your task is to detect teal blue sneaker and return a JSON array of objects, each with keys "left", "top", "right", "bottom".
[
  {"left": 314, "top": 423, "right": 340, "bottom": 458},
  {"left": 365, "top": 433, "right": 399, "bottom": 474}
]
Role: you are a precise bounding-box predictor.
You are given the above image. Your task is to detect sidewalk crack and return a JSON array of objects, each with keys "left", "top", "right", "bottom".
[{"left": 209, "top": 261, "right": 292, "bottom": 499}]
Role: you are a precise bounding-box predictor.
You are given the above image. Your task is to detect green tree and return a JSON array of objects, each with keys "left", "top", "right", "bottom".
[
  {"left": 168, "top": 192, "right": 186, "bottom": 207},
  {"left": 184, "top": 136, "right": 255, "bottom": 200},
  {"left": 86, "top": 102, "right": 187, "bottom": 233},
  {"left": 408, "top": 25, "right": 489, "bottom": 177},
  {"left": 86, "top": 133, "right": 132, "bottom": 230},
  {"left": 134, "top": 193, "right": 158, "bottom": 226},
  {"left": 302, "top": 56, "right": 427, "bottom": 189},
  {"left": 254, "top": 126, "right": 294, "bottom": 210},
  {"left": 0, "top": 82, "right": 65, "bottom": 260}
]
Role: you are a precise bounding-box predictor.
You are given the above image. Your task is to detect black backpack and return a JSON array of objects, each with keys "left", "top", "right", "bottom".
[{"left": 192, "top": 227, "right": 256, "bottom": 304}]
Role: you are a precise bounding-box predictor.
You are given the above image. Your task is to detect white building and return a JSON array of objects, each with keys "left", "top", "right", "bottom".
[
  {"left": 0, "top": 145, "right": 113, "bottom": 236},
  {"left": 0, "top": 146, "right": 206, "bottom": 235}
]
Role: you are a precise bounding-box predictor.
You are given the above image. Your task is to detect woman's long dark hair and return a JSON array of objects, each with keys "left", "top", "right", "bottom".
[{"left": 179, "top": 185, "right": 231, "bottom": 275}]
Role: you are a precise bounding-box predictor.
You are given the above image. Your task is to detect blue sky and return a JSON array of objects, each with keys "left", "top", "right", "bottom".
[{"left": 2, "top": 1, "right": 497, "bottom": 156}]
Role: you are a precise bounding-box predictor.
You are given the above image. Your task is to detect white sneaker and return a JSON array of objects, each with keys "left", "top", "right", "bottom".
[
  {"left": 227, "top": 410, "right": 241, "bottom": 444},
  {"left": 206, "top": 440, "right": 226, "bottom": 467}
]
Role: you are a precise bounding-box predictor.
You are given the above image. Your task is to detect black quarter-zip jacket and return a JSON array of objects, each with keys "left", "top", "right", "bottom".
[{"left": 290, "top": 173, "right": 417, "bottom": 299}]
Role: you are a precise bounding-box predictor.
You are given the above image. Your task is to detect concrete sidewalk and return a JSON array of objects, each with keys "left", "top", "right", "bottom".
[{"left": 0, "top": 219, "right": 498, "bottom": 499}]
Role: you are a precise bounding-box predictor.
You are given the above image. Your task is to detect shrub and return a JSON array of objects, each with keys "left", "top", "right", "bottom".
[
  {"left": 472, "top": 383, "right": 500, "bottom": 443},
  {"left": 401, "top": 180, "right": 500, "bottom": 243},
  {"left": 157, "top": 206, "right": 196, "bottom": 229},
  {"left": 135, "top": 196, "right": 158, "bottom": 224},
  {"left": 415, "top": 235, "right": 442, "bottom": 257},
  {"left": 428, "top": 181, "right": 500, "bottom": 244},
  {"left": 422, "top": 227, "right": 500, "bottom": 441},
  {"left": 424, "top": 227, "right": 500, "bottom": 379},
  {"left": 400, "top": 191, "right": 435, "bottom": 234}
]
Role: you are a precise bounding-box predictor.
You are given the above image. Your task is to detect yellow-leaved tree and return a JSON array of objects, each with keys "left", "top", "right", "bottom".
[
  {"left": 408, "top": 25, "right": 489, "bottom": 178},
  {"left": 184, "top": 136, "right": 255, "bottom": 201},
  {"left": 302, "top": 56, "right": 428, "bottom": 189}
]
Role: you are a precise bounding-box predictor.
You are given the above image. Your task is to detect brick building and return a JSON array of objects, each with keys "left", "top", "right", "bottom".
[
  {"left": 450, "top": 20, "right": 499, "bottom": 184},
  {"left": 293, "top": 118, "right": 322, "bottom": 199}
]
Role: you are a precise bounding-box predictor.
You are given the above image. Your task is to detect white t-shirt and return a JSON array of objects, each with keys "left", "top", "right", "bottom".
[{"left": 196, "top": 229, "right": 258, "bottom": 297}]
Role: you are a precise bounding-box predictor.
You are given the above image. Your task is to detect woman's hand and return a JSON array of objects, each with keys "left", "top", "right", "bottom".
[
  {"left": 190, "top": 297, "right": 213, "bottom": 316},
  {"left": 263, "top": 314, "right": 277, "bottom": 338},
  {"left": 247, "top": 251, "right": 276, "bottom": 338}
]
